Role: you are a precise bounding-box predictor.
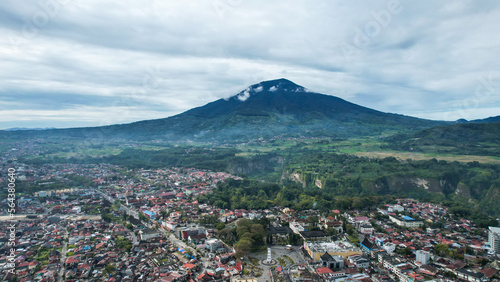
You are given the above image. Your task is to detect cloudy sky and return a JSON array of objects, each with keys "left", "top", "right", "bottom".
[{"left": 1, "top": 0, "right": 499, "bottom": 129}]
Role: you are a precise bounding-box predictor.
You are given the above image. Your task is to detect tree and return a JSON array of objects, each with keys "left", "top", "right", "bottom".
[
  {"left": 288, "top": 233, "right": 300, "bottom": 245},
  {"left": 199, "top": 215, "right": 219, "bottom": 226},
  {"left": 160, "top": 209, "right": 168, "bottom": 219},
  {"left": 307, "top": 216, "right": 319, "bottom": 228},
  {"left": 434, "top": 244, "right": 452, "bottom": 257},
  {"left": 101, "top": 212, "right": 112, "bottom": 223},
  {"left": 115, "top": 236, "right": 132, "bottom": 252},
  {"left": 325, "top": 227, "right": 338, "bottom": 239},
  {"left": 234, "top": 238, "right": 253, "bottom": 259},
  {"left": 250, "top": 224, "right": 266, "bottom": 247},
  {"left": 396, "top": 247, "right": 412, "bottom": 258},
  {"left": 104, "top": 263, "right": 115, "bottom": 274},
  {"left": 346, "top": 224, "right": 355, "bottom": 236},
  {"left": 218, "top": 228, "right": 236, "bottom": 245},
  {"left": 266, "top": 234, "right": 273, "bottom": 245},
  {"left": 139, "top": 212, "right": 149, "bottom": 222},
  {"left": 236, "top": 218, "right": 253, "bottom": 237},
  {"left": 479, "top": 258, "right": 489, "bottom": 266}
]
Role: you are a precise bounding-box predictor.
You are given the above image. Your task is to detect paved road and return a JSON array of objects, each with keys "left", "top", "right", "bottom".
[
  {"left": 94, "top": 188, "right": 138, "bottom": 218},
  {"left": 58, "top": 228, "right": 68, "bottom": 282},
  {"left": 131, "top": 230, "right": 138, "bottom": 245},
  {"left": 248, "top": 246, "right": 306, "bottom": 282},
  {"left": 97, "top": 189, "right": 194, "bottom": 250},
  {"left": 158, "top": 228, "right": 197, "bottom": 255},
  {"left": 97, "top": 189, "right": 211, "bottom": 271}
]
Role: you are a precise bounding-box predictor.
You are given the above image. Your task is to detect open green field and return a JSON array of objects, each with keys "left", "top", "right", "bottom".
[
  {"left": 235, "top": 137, "right": 500, "bottom": 164},
  {"left": 7, "top": 134, "right": 500, "bottom": 165},
  {"left": 353, "top": 151, "right": 500, "bottom": 164},
  {"left": 333, "top": 138, "right": 500, "bottom": 164}
]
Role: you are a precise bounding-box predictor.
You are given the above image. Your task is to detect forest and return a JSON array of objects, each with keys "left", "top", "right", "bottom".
[
  {"left": 384, "top": 122, "right": 500, "bottom": 157},
  {"left": 282, "top": 148, "right": 500, "bottom": 216},
  {"left": 199, "top": 178, "right": 497, "bottom": 228},
  {"left": 13, "top": 143, "right": 500, "bottom": 217}
]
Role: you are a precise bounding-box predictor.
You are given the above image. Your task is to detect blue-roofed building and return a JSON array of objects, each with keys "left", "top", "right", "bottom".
[
  {"left": 389, "top": 215, "right": 423, "bottom": 228},
  {"left": 143, "top": 210, "right": 156, "bottom": 219}
]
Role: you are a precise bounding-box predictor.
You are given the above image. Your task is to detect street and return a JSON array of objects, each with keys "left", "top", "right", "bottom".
[{"left": 58, "top": 228, "right": 68, "bottom": 282}]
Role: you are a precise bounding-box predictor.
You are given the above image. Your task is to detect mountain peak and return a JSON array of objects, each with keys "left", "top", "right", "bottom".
[
  {"left": 258, "top": 78, "right": 305, "bottom": 91},
  {"left": 235, "top": 78, "right": 306, "bottom": 102}
]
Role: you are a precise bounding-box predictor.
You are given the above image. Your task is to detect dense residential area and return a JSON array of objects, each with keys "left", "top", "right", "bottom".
[{"left": 1, "top": 161, "right": 499, "bottom": 282}]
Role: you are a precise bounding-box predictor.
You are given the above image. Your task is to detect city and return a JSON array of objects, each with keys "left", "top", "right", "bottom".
[
  {"left": 1, "top": 3, "right": 500, "bottom": 282},
  {"left": 1, "top": 161, "right": 499, "bottom": 281}
]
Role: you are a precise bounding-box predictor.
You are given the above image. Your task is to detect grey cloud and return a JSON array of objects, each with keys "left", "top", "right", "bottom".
[{"left": 0, "top": 0, "right": 499, "bottom": 129}]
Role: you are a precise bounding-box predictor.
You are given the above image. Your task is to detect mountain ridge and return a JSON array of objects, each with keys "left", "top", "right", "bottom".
[
  {"left": 1, "top": 78, "right": 497, "bottom": 142},
  {"left": 111, "top": 78, "right": 448, "bottom": 141}
]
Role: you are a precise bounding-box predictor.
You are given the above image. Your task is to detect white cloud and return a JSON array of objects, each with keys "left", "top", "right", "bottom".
[{"left": 237, "top": 88, "right": 251, "bottom": 102}]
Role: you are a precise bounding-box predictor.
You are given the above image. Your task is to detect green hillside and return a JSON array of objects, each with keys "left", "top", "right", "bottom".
[
  {"left": 385, "top": 122, "right": 500, "bottom": 156},
  {"left": 0, "top": 79, "right": 446, "bottom": 143}
]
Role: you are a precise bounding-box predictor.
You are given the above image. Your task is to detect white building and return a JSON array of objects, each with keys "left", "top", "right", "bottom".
[
  {"left": 389, "top": 215, "right": 423, "bottom": 228},
  {"left": 489, "top": 226, "right": 500, "bottom": 253},
  {"left": 415, "top": 250, "right": 430, "bottom": 265},
  {"left": 289, "top": 221, "right": 305, "bottom": 234},
  {"left": 388, "top": 205, "right": 404, "bottom": 213},
  {"left": 382, "top": 242, "right": 396, "bottom": 254},
  {"left": 162, "top": 221, "right": 177, "bottom": 231},
  {"left": 359, "top": 224, "right": 374, "bottom": 235},
  {"left": 382, "top": 259, "right": 415, "bottom": 282},
  {"left": 347, "top": 255, "right": 370, "bottom": 268},
  {"left": 71, "top": 206, "right": 81, "bottom": 213},
  {"left": 139, "top": 229, "right": 161, "bottom": 241},
  {"left": 206, "top": 238, "right": 224, "bottom": 252}
]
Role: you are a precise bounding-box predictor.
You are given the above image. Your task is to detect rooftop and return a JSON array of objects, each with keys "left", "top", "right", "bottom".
[
  {"left": 402, "top": 216, "right": 415, "bottom": 221},
  {"left": 306, "top": 241, "right": 359, "bottom": 253}
]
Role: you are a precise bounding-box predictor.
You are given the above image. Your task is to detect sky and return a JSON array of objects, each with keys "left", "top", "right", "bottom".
[{"left": 1, "top": 0, "right": 500, "bottom": 129}]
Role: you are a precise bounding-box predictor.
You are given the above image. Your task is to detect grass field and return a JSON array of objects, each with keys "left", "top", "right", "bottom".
[
  {"left": 353, "top": 151, "right": 500, "bottom": 164},
  {"left": 12, "top": 135, "right": 500, "bottom": 165},
  {"left": 237, "top": 137, "right": 500, "bottom": 164}
]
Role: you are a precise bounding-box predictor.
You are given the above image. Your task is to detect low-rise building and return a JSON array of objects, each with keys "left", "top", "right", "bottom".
[
  {"left": 289, "top": 221, "right": 305, "bottom": 234},
  {"left": 346, "top": 255, "right": 370, "bottom": 269},
  {"left": 415, "top": 250, "right": 430, "bottom": 265},
  {"left": 304, "top": 241, "right": 361, "bottom": 261},
  {"left": 388, "top": 205, "right": 404, "bottom": 213},
  {"left": 454, "top": 268, "right": 484, "bottom": 282},
  {"left": 299, "top": 230, "right": 330, "bottom": 242},
  {"left": 389, "top": 215, "right": 423, "bottom": 228},
  {"left": 382, "top": 242, "right": 396, "bottom": 254},
  {"left": 319, "top": 252, "right": 344, "bottom": 269},
  {"left": 206, "top": 238, "right": 224, "bottom": 252},
  {"left": 139, "top": 228, "right": 161, "bottom": 241}
]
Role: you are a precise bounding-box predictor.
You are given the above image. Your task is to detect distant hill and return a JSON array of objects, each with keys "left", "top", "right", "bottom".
[
  {"left": 0, "top": 78, "right": 448, "bottom": 143},
  {"left": 470, "top": 115, "right": 500, "bottom": 123},
  {"left": 5, "top": 127, "right": 56, "bottom": 131},
  {"left": 384, "top": 122, "right": 500, "bottom": 156}
]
